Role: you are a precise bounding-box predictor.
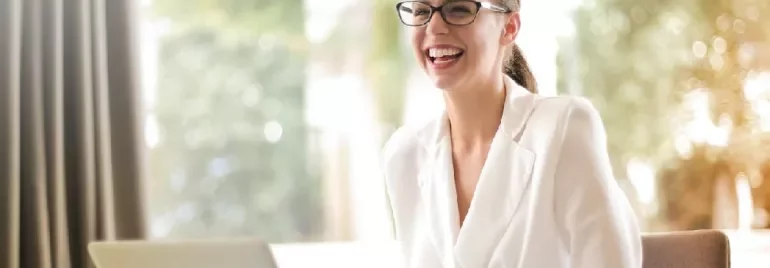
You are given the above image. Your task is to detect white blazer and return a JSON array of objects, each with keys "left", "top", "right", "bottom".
[{"left": 381, "top": 77, "right": 643, "bottom": 268}]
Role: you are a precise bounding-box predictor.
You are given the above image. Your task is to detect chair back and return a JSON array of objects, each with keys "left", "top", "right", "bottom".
[{"left": 642, "top": 230, "right": 730, "bottom": 268}]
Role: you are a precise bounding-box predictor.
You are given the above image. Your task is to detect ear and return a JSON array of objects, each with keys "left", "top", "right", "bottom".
[{"left": 500, "top": 12, "right": 521, "bottom": 46}]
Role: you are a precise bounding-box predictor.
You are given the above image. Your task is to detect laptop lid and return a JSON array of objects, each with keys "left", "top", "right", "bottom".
[{"left": 88, "top": 238, "right": 278, "bottom": 268}]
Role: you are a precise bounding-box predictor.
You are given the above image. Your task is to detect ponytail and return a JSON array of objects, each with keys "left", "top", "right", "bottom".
[{"left": 503, "top": 44, "right": 538, "bottom": 93}]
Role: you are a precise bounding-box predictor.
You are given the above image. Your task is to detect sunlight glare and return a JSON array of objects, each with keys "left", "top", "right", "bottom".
[{"left": 626, "top": 159, "right": 657, "bottom": 205}]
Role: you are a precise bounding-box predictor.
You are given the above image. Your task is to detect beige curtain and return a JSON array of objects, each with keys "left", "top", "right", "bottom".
[{"left": 0, "top": 0, "right": 148, "bottom": 267}]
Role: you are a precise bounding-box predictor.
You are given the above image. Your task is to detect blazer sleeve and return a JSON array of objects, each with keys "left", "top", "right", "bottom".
[
  {"left": 382, "top": 165, "right": 397, "bottom": 240},
  {"left": 553, "top": 97, "right": 643, "bottom": 268},
  {"left": 380, "top": 129, "right": 404, "bottom": 240}
]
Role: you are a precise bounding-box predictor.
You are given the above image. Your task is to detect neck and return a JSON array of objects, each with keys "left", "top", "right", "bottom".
[{"left": 443, "top": 77, "right": 507, "bottom": 152}]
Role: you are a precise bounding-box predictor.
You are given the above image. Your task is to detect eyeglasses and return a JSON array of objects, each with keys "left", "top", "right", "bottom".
[{"left": 396, "top": 1, "right": 511, "bottom": 27}]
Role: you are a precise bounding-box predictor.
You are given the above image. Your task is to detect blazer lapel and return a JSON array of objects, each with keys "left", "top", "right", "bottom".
[
  {"left": 415, "top": 77, "right": 538, "bottom": 268},
  {"left": 453, "top": 78, "right": 538, "bottom": 268}
]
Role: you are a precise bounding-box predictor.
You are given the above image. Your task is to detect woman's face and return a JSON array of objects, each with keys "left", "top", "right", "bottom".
[{"left": 402, "top": 0, "right": 519, "bottom": 90}]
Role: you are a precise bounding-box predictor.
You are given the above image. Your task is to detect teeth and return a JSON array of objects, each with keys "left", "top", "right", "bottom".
[{"left": 428, "top": 48, "right": 462, "bottom": 58}]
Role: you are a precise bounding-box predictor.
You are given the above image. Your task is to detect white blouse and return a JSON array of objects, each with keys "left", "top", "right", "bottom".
[{"left": 381, "top": 77, "right": 643, "bottom": 268}]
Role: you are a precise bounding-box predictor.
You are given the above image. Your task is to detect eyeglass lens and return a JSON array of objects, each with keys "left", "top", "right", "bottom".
[{"left": 398, "top": 1, "right": 479, "bottom": 26}]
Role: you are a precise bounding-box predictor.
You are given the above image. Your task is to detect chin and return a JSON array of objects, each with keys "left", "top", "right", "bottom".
[
  {"left": 421, "top": 59, "right": 469, "bottom": 91},
  {"left": 431, "top": 78, "right": 458, "bottom": 91},
  {"left": 427, "top": 73, "right": 465, "bottom": 91}
]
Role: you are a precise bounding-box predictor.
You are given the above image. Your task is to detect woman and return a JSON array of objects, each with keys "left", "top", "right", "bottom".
[{"left": 381, "top": 0, "right": 643, "bottom": 267}]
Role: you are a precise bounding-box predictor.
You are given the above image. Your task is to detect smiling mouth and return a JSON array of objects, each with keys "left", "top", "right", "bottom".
[{"left": 426, "top": 47, "right": 465, "bottom": 64}]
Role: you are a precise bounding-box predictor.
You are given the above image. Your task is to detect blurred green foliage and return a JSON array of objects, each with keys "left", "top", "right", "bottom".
[
  {"left": 561, "top": 0, "right": 770, "bottom": 230},
  {"left": 147, "top": 0, "right": 323, "bottom": 242},
  {"left": 369, "top": 0, "right": 408, "bottom": 135}
]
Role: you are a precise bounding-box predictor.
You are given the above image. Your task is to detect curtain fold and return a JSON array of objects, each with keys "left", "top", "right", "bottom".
[
  {"left": 1, "top": 0, "right": 148, "bottom": 267},
  {"left": 1, "top": 1, "right": 23, "bottom": 268}
]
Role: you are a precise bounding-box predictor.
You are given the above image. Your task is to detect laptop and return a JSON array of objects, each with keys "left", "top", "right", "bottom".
[{"left": 88, "top": 238, "right": 279, "bottom": 268}]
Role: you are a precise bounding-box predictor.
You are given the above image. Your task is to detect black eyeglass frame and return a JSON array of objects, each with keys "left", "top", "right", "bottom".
[{"left": 395, "top": 0, "right": 512, "bottom": 27}]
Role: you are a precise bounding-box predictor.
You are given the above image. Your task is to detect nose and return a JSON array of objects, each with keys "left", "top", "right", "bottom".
[{"left": 425, "top": 11, "right": 449, "bottom": 35}]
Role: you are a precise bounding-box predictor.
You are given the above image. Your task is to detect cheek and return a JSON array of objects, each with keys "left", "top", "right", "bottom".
[
  {"left": 469, "top": 30, "right": 501, "bottom": 63},
  {"left": 463, "top": 35, "right": 495, "bottom": 63}
]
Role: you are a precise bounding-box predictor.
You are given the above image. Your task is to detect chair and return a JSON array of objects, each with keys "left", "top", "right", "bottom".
[{"left": 642, "top": 230, "right": 731, "bottom": 268}]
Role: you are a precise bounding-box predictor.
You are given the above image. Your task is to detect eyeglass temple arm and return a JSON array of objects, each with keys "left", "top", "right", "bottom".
[{"left": 480, "top": 2, "right": 511, "bottom": 13}]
